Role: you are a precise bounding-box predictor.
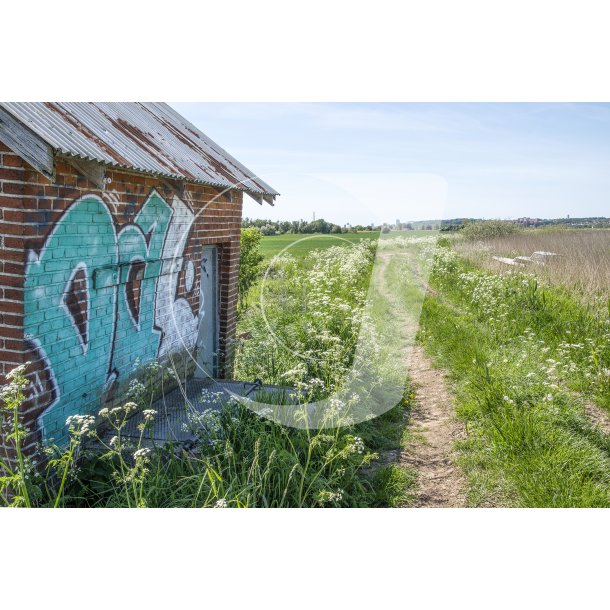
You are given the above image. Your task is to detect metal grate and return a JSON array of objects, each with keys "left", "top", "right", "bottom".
[{"left": 108, "top": 378, "right": 294, "bottom": 446}]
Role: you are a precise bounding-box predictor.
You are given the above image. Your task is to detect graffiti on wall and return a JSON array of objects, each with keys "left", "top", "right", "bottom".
[{"left": 24, "top": 190, "right": 197, "bottom": 444}]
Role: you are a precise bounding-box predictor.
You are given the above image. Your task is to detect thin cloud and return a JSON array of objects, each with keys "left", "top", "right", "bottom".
[{"left": 170, "top": 103, "right": 610, "bottom": 221}]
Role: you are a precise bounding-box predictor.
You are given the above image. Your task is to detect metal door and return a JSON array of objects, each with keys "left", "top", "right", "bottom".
[{"left": 195, "top": 245, "right": 218, "bottom": 378}]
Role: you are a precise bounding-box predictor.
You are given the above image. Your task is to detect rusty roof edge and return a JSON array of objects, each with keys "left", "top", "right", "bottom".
[
  {"left": 56, "top": 150, "right": 278, "bottom": 199},
  {"left": 54, "top": 149, "right": 280, "bottom": 197}
]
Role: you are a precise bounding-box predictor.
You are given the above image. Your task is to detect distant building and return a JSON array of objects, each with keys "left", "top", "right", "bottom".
[{"left": 516, "top": 217, "right": 542, "bottom": 227}]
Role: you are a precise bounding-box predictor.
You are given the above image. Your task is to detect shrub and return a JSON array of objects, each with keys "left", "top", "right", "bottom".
[
  {"left": 436, "top": 236, "right": 452, "bottom": 249},
  {"left": 461, "top": 220, "right": 521, "bottom": 241},
  {"left": 239, "top": 227, "right": 264, "bottom": 306},
  {"left": 234, "top": 241, "right": 376, "bottom": 390}
]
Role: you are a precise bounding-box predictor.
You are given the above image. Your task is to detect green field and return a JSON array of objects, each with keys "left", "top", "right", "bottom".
[
  {"left": 259, "top": 230, "right": 432, "bottom": 260},
  {"left": 259, "top": 231, "right": 378, "bottom": 259}
]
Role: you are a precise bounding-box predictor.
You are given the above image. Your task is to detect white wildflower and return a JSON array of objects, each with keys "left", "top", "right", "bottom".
[
  {"left": 133, "top": 447, "right": 151, "bottom": 461},
  {"left": 142, "top": 409, "right": 157, "bottom": 422},
  {"left": 124, "top": 402, "right": 138, "bottom": 414},
  {"left": 350, "top": 436, "right": 365, "bottom": 454},
  {"left": 66, "top": 414, "right": 96, "bottom": 437}
]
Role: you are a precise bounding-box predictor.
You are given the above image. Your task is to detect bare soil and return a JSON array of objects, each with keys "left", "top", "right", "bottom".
[
  {"left": 400, "top": 344, "right": 467, "bottom": 507},
  {"left": 376, "top": 251, "right": 467, "bottom": 507},
  {"left": 583, "top": 399, "right": 610, "bottom": 435}
]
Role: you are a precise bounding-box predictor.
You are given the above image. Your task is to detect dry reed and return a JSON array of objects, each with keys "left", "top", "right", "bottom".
[{"left": 456, "top": 229, "right": 610, "bottom": 313}]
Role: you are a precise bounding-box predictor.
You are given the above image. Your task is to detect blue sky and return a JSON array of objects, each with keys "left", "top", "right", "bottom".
[{"left": 170, "top": 103, "right": 610, "bottom": 225}]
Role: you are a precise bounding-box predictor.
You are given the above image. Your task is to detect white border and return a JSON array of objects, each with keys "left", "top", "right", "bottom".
[
  {"left": 2, "top": 1, "right": 610, "bottom": 101},
  {"left": 3, "top": 509, "right": 610, "bottom": 609},
  {"left": 3, "top": 2, "right": 608, "bottom": 604}
]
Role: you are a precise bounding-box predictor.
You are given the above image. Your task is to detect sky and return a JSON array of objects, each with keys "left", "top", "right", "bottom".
[{"left": 170, "top": 103, "right": 610, "bottom": 225}]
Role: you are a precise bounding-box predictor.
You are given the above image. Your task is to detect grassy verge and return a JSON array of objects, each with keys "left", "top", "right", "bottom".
[
  {"left": 357, "top": 392, "right": 418, "bottom": 507},
  {"left": 234, "top": 238, "right": 418, "bottom": 506},
  {"left": 418, "top": 240, "right": 610, "bottom": 507}
]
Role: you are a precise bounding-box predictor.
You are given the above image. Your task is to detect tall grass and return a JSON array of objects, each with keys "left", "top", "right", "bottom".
[
  {"left": 65, "top": 396, "right": 380, "bottom": 508},
  {"left": 417, "top": 237, "right": 610, "bottom": 506},
  {"left": 456, "top": 228, "right": 610, "bottom": 313},
  {"left": 1, "top": 357, "right": 403, "bottom": 508}
]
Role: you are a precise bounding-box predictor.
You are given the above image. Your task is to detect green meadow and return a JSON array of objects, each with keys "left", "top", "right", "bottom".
[
  {"left": 259, "top": 231, "right": 379, "bottom": 260},
  {"left": 259, "top": 230, "right": 432, "bottom": 260}
]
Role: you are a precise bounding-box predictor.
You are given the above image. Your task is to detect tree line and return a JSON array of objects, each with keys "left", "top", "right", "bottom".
[{"left": 241, "top": 217, "right": 424, "bottom": 235}]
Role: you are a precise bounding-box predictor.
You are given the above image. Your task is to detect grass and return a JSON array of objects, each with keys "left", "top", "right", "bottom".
[
  {"left": 259, "top": 231, "right": 380, "bottom": 260},
  {"left": 359, "top": 388, "right": 418, "bottom": 507},
  {"left": 233, "top": 238, "right": 419, "bottom": 505},
  {"left": 3, "top": 367, "right": 416, "bottom": 508},
  {"left": 416, "top": 234, "right": 610, "bottom": 506},
  {"left": 242, "top": 227, "right": 610, "bottom": 507}
]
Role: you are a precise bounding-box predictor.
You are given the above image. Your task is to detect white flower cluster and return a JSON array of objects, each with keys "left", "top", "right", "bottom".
[
  {"left": 99, "top": 402, "right": 138, "bottom": 420},
  {"left": 420, "top": 243, "right": 459, "bottom": 277},
  {"left": 127, "top": 379, "right": 146, "bottom": 402},
  {"left": 66, "top": 414, "right": 96, "bottom": 437},
  {"left": 133, "top": 447, "right": 151, "bottom": 461},
  {"left": 350, "top": 436, "right": 365, "bottom": 454},
  {"left": 235, "top": 241, "right": 382, "bottom": 395},
  {"left": 185, "top": 407, "right": 225, "bottom": 442},
  {"left": 142, "top": 409, "right": 157, "bottom": 423},
  {"left": 378, "top": 235, "right": 438, "bottom": 250},
  {"left": 317, "top": 489, "right": 345, "bottom": 505}
]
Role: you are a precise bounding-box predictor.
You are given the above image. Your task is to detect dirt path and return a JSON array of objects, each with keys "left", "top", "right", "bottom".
[
  {"left": 582, "top": 398, "right": 610, "bottom": 435},
  {"left": 400, "top": 344, "right": 467, "bottom": 507},
  {"left": 376, "top": 251, "right": 467, "bottom": 507}
]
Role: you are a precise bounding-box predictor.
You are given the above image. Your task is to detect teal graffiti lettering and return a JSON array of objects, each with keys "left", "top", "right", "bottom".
[{"left": 24, "top": 191, "right": 174, "bottom": 444}]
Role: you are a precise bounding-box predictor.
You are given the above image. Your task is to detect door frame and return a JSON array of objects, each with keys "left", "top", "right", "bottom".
[{"left": 194, "top": 244, "right": 219, "bottom": 379}]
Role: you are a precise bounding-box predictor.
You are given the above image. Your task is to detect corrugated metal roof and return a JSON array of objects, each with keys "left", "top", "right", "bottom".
[{"left": 0, "top": 102, "right": 278, "bottom": 201}]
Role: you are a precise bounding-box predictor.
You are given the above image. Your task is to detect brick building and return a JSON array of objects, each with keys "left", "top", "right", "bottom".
[{"left": 0, "top": 102, "right": 278, "bottom": 450}]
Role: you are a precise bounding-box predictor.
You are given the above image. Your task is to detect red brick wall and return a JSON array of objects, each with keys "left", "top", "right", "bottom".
[
  {"left": 0, "top": 142, "right": 26, "bottom": 466},
  {"left": 0, "top": 143, "right": 25, "bottom": 375},
  {"left": 0, "top": 141, "right": 243, "bottom": 454}
]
